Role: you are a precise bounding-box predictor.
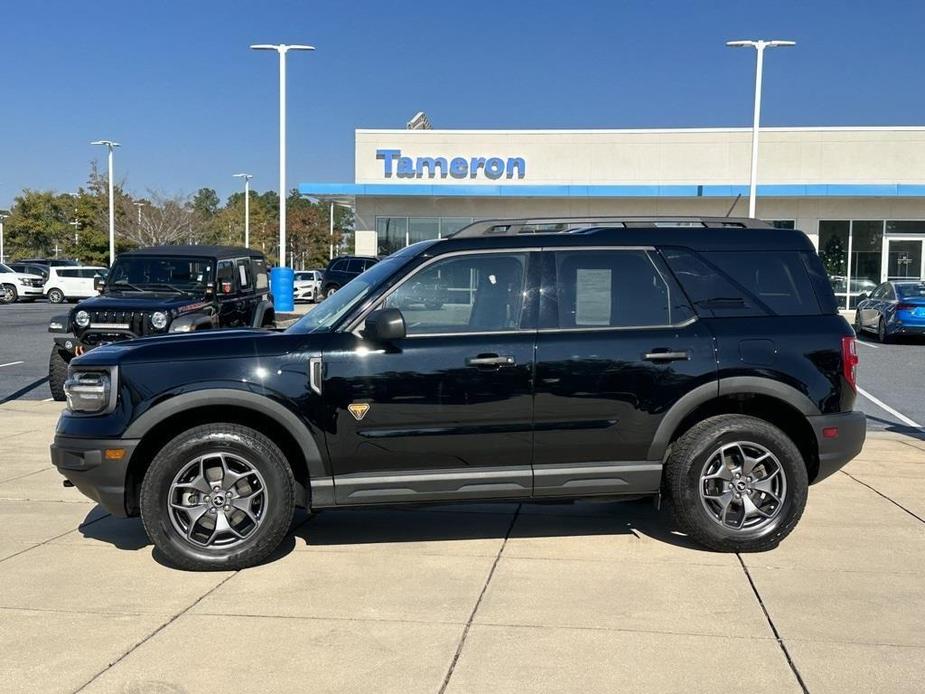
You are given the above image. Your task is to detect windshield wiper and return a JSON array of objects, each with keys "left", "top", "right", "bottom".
[
  {"left": 694, "top": 296, "right": 747, "bottom": 308},
  {"left": 141, "top": 282, "right": 194, "bottom": 296},
  {"left": 110, "top": 280, "right": 146, "bottom": 292}
]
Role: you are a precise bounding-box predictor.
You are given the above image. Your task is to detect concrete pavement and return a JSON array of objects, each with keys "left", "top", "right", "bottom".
[{"left": 1, "top": 400, "right": 923, "bottom": 693}]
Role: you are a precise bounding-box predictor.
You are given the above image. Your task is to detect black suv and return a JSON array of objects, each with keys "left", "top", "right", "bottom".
[
  {"left": 51, "top": 218, "right": 866, "bottom": 571},
  {"left": 47, "top": 245, "right": 274, "bottom": 400},
  {"left": 321, "top": 255, "right": 378, "bottom": 298}
]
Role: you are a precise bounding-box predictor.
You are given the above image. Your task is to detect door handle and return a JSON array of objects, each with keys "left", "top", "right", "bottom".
[
  {"left": 466, "top": 354, "right": 516, "bottom": 368},
  {"left": 643, "top": 350, "right": 690, "bottom": 362}
]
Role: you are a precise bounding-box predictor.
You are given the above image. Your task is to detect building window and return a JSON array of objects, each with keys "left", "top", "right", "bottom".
[
  {"left": 375, "top": 216, "right": 475, "bottom": 255},
  {"left": 819, "top": 220, "right": 887, "bottom": 309}
]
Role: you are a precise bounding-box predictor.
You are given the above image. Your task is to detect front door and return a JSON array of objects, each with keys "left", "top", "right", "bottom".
[
  {"left": 321, "top": 250, "right": 538, "bottom": 505},
  {"left": 887, "top": 239, "right": 924, "bottom": 281},
  {"left": 533, "top": 247, "right": 716, "bottom": 496}
]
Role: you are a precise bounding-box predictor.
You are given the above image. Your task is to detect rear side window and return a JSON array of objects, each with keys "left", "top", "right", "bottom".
[
  {"left": 703, "top": 251, "right": 820, "bottom": 316},
  {"left": 660, "top": 248, "right": 761, "bottom": 317},
  {"left": 253, "top": 259, "right": 268, "bottom": 290},
  {"left": 329, "top": 260, "right": 347, "bottom": 272},
  {"left": 549, "top": 250, "right": 693, "bottom": 328}
]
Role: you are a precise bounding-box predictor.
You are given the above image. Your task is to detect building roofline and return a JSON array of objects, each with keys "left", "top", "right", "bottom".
[{"left": 356, "top": 126, "right": 925, "bottom": 135}]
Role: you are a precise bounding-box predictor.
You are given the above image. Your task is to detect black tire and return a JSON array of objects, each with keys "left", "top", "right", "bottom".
[
  {"left": 664, "top": 414, "right": 808, "bottom": 553},
  {"left": 853, "top": 309, "right": 864, "bottom": 335},
  {"left": 325, "top": 285, "right": 339, "bottom": 299},
  {"left": 877, "top": 317, "right": 891, "bottom": 343},
  {"left": 47, "top": 288, "right": 65, "bottom": 304},
  {"left": 48, "top": 348, "right": 70, "bottom": 401},
  {"left": 140, "top": 423, "right": 295, "bottom": 571},
  {"left": 1, "top": 283, "right": 18, "bottom": 304}
]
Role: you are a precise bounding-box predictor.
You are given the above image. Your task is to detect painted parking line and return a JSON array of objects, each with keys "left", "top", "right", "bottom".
[
  {"left": 855, "top": 340, "right": 879, "bottom": 349},
  {"left": 0, "top": 361, "right": 25, "bottom": 368},
  {"left": 857, "top": 385, "right": 922, "bottom": 428}
]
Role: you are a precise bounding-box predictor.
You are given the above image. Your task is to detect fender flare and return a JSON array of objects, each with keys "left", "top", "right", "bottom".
[
  {"left": 646, "top": 377, "right": 820, "bottom": 462},
  {"left": 252, "top": 299, "right": 275, "bottom": 328},
  {"left": 169, "top": 312, "right": 215, "bottom": 333},
  {"left": 123, "top": 388, "right": 327, "bottom": 484}
]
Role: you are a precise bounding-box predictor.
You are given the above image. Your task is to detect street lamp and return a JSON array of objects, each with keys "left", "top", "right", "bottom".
[
  {"left": 133, "top": 201, "right": 145, "bottom": 225},
  {"left": 726, "top": 39, "right": 795, "bottom": 218},
  {"left": 233, "top": 173, "right": 253, "bottom": 247},
  {"left": 0, "top": 211, "right": 8, "bottom": 264},
  {"left": 91, "top": 140, "right": 120, "bottom": 265},
  {"left": 250, "top": 43, "right": 314, "bottom": 268}
]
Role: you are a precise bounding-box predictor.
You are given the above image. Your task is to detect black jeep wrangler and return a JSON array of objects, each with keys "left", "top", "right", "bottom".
[
  {"left": 47, "top": 245, "right": 274, "bottom": 400},
  {"left": 50, "top": 218, "right": 866, "bottom": 571}
]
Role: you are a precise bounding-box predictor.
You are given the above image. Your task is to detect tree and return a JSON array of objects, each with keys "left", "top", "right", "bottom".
[{"left": 118, "top": 192, "right": 197, "bottom": 247}]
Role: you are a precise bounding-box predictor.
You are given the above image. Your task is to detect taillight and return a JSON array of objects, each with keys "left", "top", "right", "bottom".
[{"left": 841, "top": 336, "right": 859, "bottom": 391}]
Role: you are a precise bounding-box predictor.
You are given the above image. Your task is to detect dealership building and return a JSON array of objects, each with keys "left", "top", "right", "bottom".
[{"left": 300, "top": 126, "right": 925, "bottom": 308}]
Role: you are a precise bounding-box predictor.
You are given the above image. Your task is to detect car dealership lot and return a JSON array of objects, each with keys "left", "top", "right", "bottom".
[{"left": 1, "top": 399, "right": 924, "bottom": 693}]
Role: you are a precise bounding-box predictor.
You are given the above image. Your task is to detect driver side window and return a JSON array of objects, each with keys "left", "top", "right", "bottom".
[{"left": 382, "top": 252, "right": 528, "bottom": 335}]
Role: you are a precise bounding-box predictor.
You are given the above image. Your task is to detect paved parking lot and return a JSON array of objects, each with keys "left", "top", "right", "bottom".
[{"left": 1, "top": 400, "right": 924, "bottom": 693}]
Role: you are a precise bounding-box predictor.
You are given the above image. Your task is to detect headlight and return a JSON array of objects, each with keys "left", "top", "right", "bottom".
[
  {"left": 75, "top": 310, "right": 90, "bottom": 328},
  {"left": 64, "top": 370, "right": 112, "bottom": 414},
  {"left": 150, "top": 311, "right": 168, "bottom": 330}
]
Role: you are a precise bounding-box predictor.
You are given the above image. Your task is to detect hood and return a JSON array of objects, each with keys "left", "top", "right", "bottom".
[
  {"left": 6, "top": 271, "right": 43, "bottom": 282},
  {"left": 73, "top": 328, "right": 278, "bottom": 366},
  {"left": 75, "top": 293, "right": 205, "bottom": 312}
]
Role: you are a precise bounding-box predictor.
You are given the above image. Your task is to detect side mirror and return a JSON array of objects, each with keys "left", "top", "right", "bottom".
[
  {"left": 857, "top": 293, "right": 869, "bottom": 302},
  {"left": 363, "top": 308, "right": 406, "bottom": 342},
  {"left": 94, "top": 276, "right": 105, "bottom": 293},
  {"left": 205, "top": 282, "right": 215, "bottom": 297}
]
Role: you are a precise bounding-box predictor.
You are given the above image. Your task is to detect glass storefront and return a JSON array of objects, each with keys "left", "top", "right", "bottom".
[
  {"left": 375, "top": 217, "right": 474, "bottom": 255},
  {"left": 818, "top": 219, "right": 925, "bottom": 308}
]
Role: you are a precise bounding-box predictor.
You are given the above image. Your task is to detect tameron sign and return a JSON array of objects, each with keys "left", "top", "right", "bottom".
[{"left": 376, "top": 149, "right": 526, "bottom": 180}]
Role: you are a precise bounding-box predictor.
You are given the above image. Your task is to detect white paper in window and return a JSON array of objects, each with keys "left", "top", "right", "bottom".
[{"left": 576, "top": 269, "right": 611, "bottom": 325}]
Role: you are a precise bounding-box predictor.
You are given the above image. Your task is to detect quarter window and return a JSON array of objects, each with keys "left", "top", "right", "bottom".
[
  {"left": 551, "top": 250, "right": 691, "bottom": 328},
  {"left": 236, "top": 259, "right": 253, "bottom": 292},
  {"left": 383, "top": 252, "right": 528, "bottom": 335}
]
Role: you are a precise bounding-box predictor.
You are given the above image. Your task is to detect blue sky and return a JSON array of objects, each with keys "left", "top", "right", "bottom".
[{"left": 1, "top": 0, "right": 922, "bottom": 208}]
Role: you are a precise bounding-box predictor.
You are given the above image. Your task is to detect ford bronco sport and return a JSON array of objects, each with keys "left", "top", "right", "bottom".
[
  {"left": 51, "top": 217, "right": 865, "bottom": 571},
  {"left": 47, "top": 245, "right": 274, "bottom": 401}
]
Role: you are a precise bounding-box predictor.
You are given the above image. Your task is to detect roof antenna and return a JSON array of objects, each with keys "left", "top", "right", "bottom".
[{"left": 725, "top": 194, "right": 742, "bottom": 217}]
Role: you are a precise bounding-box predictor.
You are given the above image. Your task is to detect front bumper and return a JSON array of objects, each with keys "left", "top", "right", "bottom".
[
  {"left": 50, "top": 435, "right": 139, "bottom": 516},
  {"left": 806, "top": 410, "right": 866, "bottom": 483},
  {"left": 294, "top": 287, "right": 317, "bottom": 301},
  {"left": 19, "top": 285, "right": 44, "bottom": 297}
]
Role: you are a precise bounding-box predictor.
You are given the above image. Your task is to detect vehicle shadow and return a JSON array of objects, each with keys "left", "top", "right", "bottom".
[
  {"left": 865, "top": 414, "right": 925, "bottom": 442},
  {"left": 292, "top": 499, "right": 709, "bottom": 553},
  {"left": 77, "top": 507, "right": 306, "bottom": 570},
  {"left": 78, "top": 501, "right": 715, "bottom": 566}
]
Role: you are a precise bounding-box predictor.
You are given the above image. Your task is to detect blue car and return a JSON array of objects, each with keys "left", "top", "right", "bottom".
[{"left": 854, "top": 280, "right": 925, "bottom": 342}]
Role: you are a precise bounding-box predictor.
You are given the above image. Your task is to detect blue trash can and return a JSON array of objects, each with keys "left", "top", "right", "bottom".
[{"left": 270, "top": 266, "right": 294, "bottom": 313}]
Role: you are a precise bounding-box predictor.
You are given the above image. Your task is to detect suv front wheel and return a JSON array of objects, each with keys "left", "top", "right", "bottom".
[
  {"left": 140, "top": 423, "right": 295, "bottom": 571},
  {"left": 664, "top": 415, "right": 808, "bottom": 553}
]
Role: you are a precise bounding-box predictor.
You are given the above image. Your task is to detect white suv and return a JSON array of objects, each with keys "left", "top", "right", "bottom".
[
  {"left": 44, "top": 266, "right": 108, "bottom": 304},
  {"left": 293, "top": 270, "right": 323, "bottom": 302},
  {"left": 0, "top": 262, "right": 45, "bottom": 303}
]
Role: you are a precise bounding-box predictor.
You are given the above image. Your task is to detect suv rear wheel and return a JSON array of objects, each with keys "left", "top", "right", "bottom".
[
  {"left": 140, "top": 423, "right": 295, "bottom": 571},
  {"left": 664, "top": 414, "right": 808, "bottom": 552},
  {"left": 47, "top": 288, "right": 65, "bottom": 304}
]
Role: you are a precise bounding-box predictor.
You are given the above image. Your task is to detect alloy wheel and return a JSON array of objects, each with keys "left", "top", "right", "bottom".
[
  {"left": 1, "top": 286, "right": 15, "bottom": 303},
  {"left": 699, "top": 441, "right": 787, "bottom": 532},
  {"left": 168, "top": 452, "right": 268, "bottom": 548}
]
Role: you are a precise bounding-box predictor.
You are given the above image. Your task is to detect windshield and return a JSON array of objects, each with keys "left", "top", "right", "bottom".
[
  {"left": 288, "top": 256, "right": 407, "bottom": 333},
  {"left": 896, "top": 282, "right": 925, "bottom": 299},
  {"left": 107, "top": 256, "right": 212, "bottom": 293},
  {"left": 0, "top": 263, "right": 12, "bottom": 273}
]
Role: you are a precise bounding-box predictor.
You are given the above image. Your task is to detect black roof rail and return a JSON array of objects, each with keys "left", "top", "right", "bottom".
[{"left": 449, "top": 216, "right": 773, "bottom": 238}]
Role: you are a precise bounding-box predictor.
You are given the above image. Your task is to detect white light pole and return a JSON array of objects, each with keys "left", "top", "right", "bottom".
[
  {"left": 91, "top": 140, "right": 120, "bottom": 265},
  {"left": 726, "top": 39, "right": 795, "bottom": 218},
  {"left": 250, "top": 43, "right": 314, "bottom": 267},
  {"left": 233, "top": 173, "right": 253, "bottom": 247},
  {"left": 0, "top": 211, "right": 8, "bottom": 264},
  {"left": 133, "top": 201, "right": 145, "bottom": 225}
]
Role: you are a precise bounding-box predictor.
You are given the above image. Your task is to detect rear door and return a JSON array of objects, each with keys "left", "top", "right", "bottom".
[{"left": 533, "top": 246, "right": 716, "bottom": 496}]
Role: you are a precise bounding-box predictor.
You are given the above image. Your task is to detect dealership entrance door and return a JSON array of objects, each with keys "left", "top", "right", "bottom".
[{"left": 886, "top": 238, "right": 925, "bottom": 281}]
